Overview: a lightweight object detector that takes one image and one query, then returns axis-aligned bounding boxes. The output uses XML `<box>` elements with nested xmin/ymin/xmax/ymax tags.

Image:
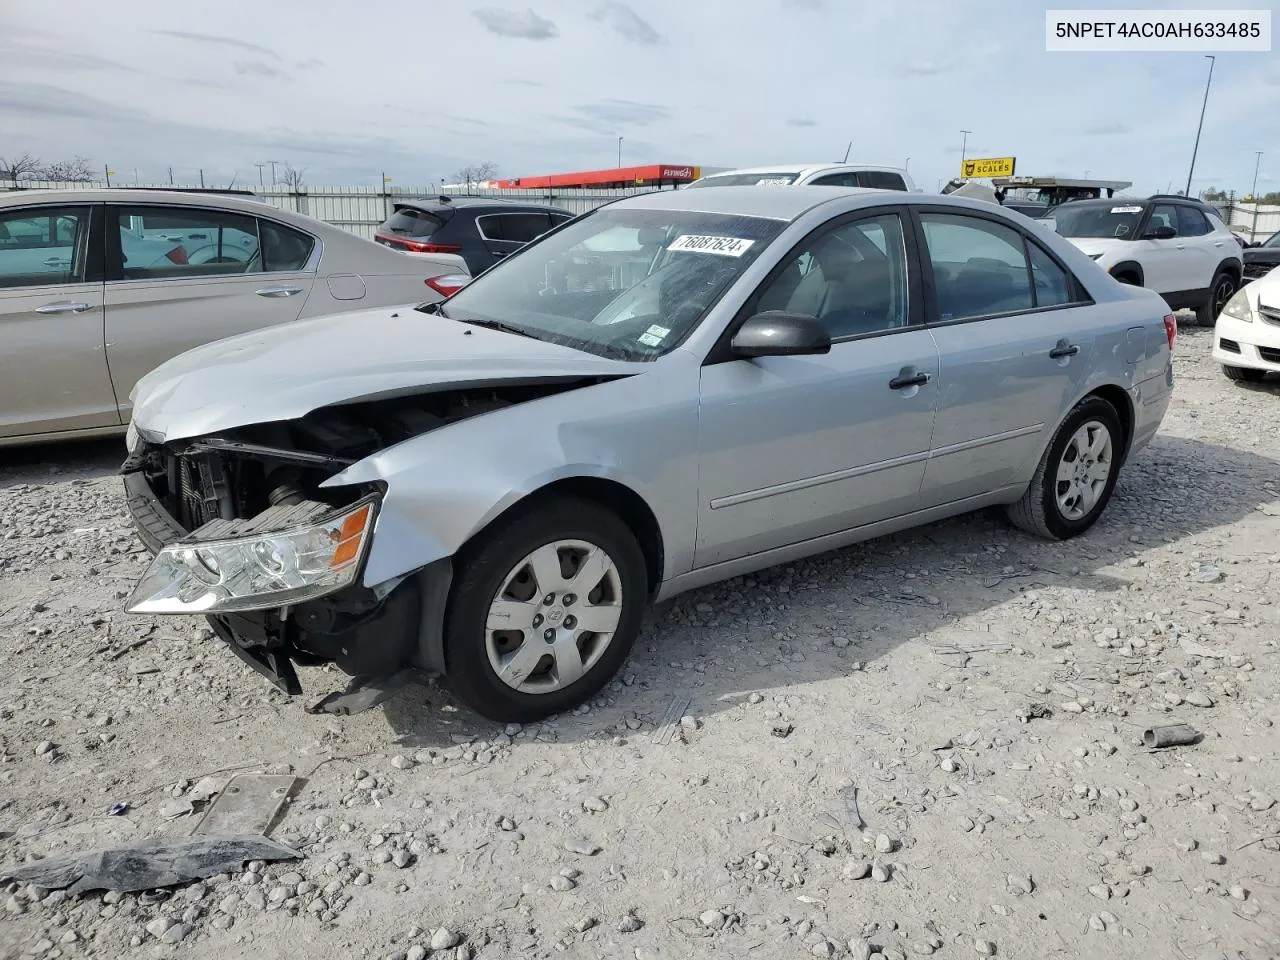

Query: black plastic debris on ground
<box><xmin>0</xmin><ymin>835</ymin><xmax>301</xmax><ymax>895</ymax></box>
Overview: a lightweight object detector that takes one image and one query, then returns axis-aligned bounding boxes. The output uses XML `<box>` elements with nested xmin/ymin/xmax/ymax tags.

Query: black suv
<box><xmin>375</xmin><ymin>196</ymin><xmax>574</xmax><ymax>275</ymax></box>
<box><xmin>1244</xmin><ymin>230</ymin><xmax>1280</xmax><ymax>282</ymax></box>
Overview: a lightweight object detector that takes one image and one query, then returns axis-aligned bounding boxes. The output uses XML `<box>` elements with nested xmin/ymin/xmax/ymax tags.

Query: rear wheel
<box><xmin>1197</xmin><ymin>271</ymin><xmax>1236</xmax><ymax>326</ymax></box>
<box><xmin>443</xmin><ymin>497</ymin><xmax>647</xmax><ymax>723</ymax></box>
<box><xmin>1007</xmin><ymin>397</ymin><xmax>1123</xmax><ymax>541</ymax></box>
<box><xmin>1222</xmin><ymin>364</ymin><xmax>1266</xmax><ymax>383</ymax></box>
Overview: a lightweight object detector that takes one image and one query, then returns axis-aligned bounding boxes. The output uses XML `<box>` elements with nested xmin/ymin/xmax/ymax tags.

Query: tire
<box><xmin>442</xmin><ymin>496</ymin><xmax>648</xmax><ymax>723</ymax></box>
<box><xmin>1113</xmin><ymin>273</ymin><xmax>1139</xmax><ymax>286</ymax></box>
<box><xmin>1222</xmin><ymin>364</ymin><xmax>1266</xmax><ymax>383</ymax></box>
<box><xmin>1006</xmin><ymin>397</ymin><xmax>1124</xmax><ymax>541</ymax></box>
<box><xmin>1196</xmin><ymin>270</ymin><xmax>1236</xmax><ymax>327</ymax></box>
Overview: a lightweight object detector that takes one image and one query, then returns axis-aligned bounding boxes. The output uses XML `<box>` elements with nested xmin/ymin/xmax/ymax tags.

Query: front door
<box><xmin>695</xmin><ymin>211</ymin><xmax>940</xmax><ymax>567</ymax></box>
<box><xmin>103</xmin><ymin>204</ymin><xmax>316</xmax><ymax>418</ymax></box>
<box><xmin>914</xmin><ymin>209</ymin><xmax>1098</xmax><ymax>504</ymax></box>
<box><xmin>0</xmin><ymin>203</ymin><xmax>117</xmax><ymax>438</ymax></box>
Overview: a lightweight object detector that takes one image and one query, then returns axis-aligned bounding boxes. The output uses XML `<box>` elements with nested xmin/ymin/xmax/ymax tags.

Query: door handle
<box><xmin>1049</xmin><ymin>339</ymin><xmax>1080</xmax><ymax>359</ymax></box>
<box><xmin>888</xmin><ymin>368</ymin><xmax>932</xmax><ymax>390</ymax></box>
<box><xmin>1213</xmin><ymin>241</ymin><xmax>1224</xmax><ymax>247</ymax></box>
<box><xmin>1175</xmin><ymin>244</ymin><xmax>1185</xmax><ymax>250</ymax></box>
<box><xmin>35</xmin><ymin>301</ymin><xmax>93</xmax><ymax>315</ymax></box>
<box><xmin>42</xmin><ymin>256</ymin><xmax>68</xmax><ymax>267</ymax></box>
<box><xmin>254</xmin><ymin>285</ymin><xmax>303</xmax><ymax>298</ymax></box>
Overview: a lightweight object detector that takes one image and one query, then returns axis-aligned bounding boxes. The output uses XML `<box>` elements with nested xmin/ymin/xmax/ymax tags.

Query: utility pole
<box><xmin>904</xmin><ymin>157</ymin><xmax>910</xmax><ymax>172</ymax></box>
<box><xmin>616</xmin><ymin>137</ymin><xmax>623</xmax><ymax>169</ymax></box>
<box><xmin>199</xmin><ymin>169</ymin><xmax>205</xmax><ymax>189</ymax></box>
<box><xmin>1250</xmin><ymin>150</ymin><xmax>1264</xmax><ymax>243</ymax></box>
<box><xmin>255</xmin><ymin>162</ymin><xmax>266</xmax><ymax>187</ymax></box>
<box><xmin>168</xmin><ymin>166</ymin><xmax>174</xmax><ymax>186</ymax></box>
<box><xmin>268</xmin><ymin>160</ymin><xmax>280</xmax><ymax>186</ymax></box>
<box><xmin>960</xmin><ymin>130</ymin><xmax>972</xmax><ymax>164</ymax></box>
<box><xmin>1185</xmin><ymin>54</ymin><xmax>1215</xmax><ymax>197</ymax></box>
<box><xmin>104</xmin><ymin>164</ymin><xmax>111</xmax><ymax>187</ymax></box>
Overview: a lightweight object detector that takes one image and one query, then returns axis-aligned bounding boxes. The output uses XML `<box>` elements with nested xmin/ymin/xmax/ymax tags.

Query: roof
<box><xmin>0</xmin><ymin>188</ymin><xmax>278</xmax><ymax>217</ymax></box>
<box><xmin>698</xmin><ymin>163</ymin><xmax>908</xmax><ymax>179</ymax></box>
<box><xmin>605</xmin><ymin>184</ymin><xmax>886</xmax><ymax>220</ymax></box>
<box><xmin>992</xmin><ymin>177</ymin><xmax>1133</xmax><ymax>190</ymax></box>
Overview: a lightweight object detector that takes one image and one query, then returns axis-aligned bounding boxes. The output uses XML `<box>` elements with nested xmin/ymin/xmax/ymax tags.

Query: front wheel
<box><xmin>1007</xmin><ymin>397</ymin><xmax>1123</xmax><ymax>540</ymax></box>
<box><xmin>443</xmin><ymin>497</ymin><xmax>648</xmax><ymax>723</ymax></box>
<box><xmin>1197</xmin><ymin>271</ymin><xmax>1236</xmax><ymax>327</ymax></box>
<box><xmin>1223</xmin><ymin>364</ymin><xmax>1266</xmax><ymax>383</ymax></box>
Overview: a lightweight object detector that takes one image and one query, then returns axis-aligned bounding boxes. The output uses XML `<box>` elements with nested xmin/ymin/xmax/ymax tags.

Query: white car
<box><xmin>1212</xmin><ymin>264</ymin><xmax>1280</xmax><ymax>382</ymax></box>
<box><xmin>1053</xmin><ymin>195</ymin><xmax>1243</xmax><ymax>325</ymax></box>
<box><xmin>686</xmin><ymin>163</ymin><xmax>916</xmax><ymax>192</ymax></box>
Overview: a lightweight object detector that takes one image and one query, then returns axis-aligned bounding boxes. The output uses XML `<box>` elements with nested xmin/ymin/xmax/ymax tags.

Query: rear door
<box><xmin>104</xmin><ymin>204</ymin><xmax>317</xmax><ymax>419</ymax></box>
<box><xmin>915</xmin><ymin>209</ymin><xmax>1098</xmax><ymax>504</ymax></box>
<box><xmin>1175</xmin><ymin>203</ymin><xmax>1222</xmax><ymax>290</ymax></box>
<box><xmin>476</xmin><ymin>212</ymin><xmax>555</xmax><ymax>266</ymax></box>
<box><xmin>0</xmin><ymin>203</ymin><xmax>118</xmax><ymax>438</ymax></box>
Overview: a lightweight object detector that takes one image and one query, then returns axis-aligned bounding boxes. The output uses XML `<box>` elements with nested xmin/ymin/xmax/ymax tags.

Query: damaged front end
<box><xmin>120</xmin><ymin>384</ymin><xmax>574</xmax><ymax>713</ymax></box>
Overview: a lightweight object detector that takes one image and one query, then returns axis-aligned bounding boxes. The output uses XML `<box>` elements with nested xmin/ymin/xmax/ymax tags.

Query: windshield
<box><xmin>686</xmin><ymin>172</ymin><xmax>800</xmax><ymax>188</ymax></box>
<box><xmin>1053</xmin><ymin>203</ymin><xmax>1144</xmax><ymax>239</ymax></box>
<box><xmin>1264</xmin><ymin>232</ymin><xmax>1280</xmax><ymax>249</ymax></box>
<box><xmin>433</xmin><ymin>208</ymin><xmax>784</xmax><ymax>360</ymax></box>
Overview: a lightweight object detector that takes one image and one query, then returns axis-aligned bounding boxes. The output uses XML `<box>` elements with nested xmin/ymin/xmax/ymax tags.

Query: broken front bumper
<box><xmin>122</xmin><ymin>469</ymin><xmax>429</xmax><ymax>712</ymax></box>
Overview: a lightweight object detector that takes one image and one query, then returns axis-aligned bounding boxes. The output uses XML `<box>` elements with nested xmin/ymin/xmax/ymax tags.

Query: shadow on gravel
<box><xmin>0</xmin><ymin>438</ymin><xmax>123</xmax><ymax>490</ymax></box>
<box><xmin>381</xmin><ymin>432</ymin><xmax>1279</xmax><ymax>747</ymax></box>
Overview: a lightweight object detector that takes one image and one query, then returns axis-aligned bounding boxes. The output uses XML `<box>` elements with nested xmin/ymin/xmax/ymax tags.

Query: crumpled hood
<box><xmin>130</xmin><ymin>306</ymin><xmax>644</xmax><ymax>441</ymax></box>
<box><xmin>1063</xmin><ymin>237</ymin><xmax>1131</xmax><ymax>261</ymax></box>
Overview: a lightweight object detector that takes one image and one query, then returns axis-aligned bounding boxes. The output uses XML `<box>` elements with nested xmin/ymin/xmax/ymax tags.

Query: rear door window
<box><xmin>115</xmin><ymin>206</ymin><xmax>262</xmax><ymax>279</ymax></box>
<box><xmin>477</xmin><ymin>213</ymin><xmax>553</xmax><ymax>243</ymax></box>
<box><xmin>919</xmin><ymin>213</ymin><xmax>1035</xmax><ymax>321</ymax></box>
<box><xmin>809</xmin><ymin>173</ymin><xmax>862</xmax><ymax>187</ymax></box>
<box><xmin>1176</xmin><ymin>205</ymin><xmax>1210</xmax><ymax>237</ymax></box>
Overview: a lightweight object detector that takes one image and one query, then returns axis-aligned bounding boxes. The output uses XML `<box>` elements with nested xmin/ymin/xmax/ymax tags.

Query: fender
<box><xmin>1215</xmin><ymin>256</ymin><xmax>1242</xmax><ymax>279</ymax></box>
<box><xmin>322</xmin><ymin>352</ymin><xmax>704</xmax><ymax>590</ymax></box>
<box><xmin>1108</xmin><ymin>260</ymin><xmax>1145</xmax><ymax>285</ymax></box>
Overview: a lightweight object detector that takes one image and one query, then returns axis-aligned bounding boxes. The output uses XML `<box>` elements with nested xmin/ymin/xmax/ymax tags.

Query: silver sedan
<box><xmin>121</xmin><ymin>186</ymin><xmax>1175</xmax><ymax>723</ymax></box>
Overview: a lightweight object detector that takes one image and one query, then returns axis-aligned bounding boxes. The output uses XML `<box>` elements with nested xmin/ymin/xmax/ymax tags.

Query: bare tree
<box><xmin>37</xmin><ymin>156</ymin><xmax>94</xmax><ymax>182</ymax></box>
<box><xmin>280</xmin><ymin>164</ymin><xmax>306</xmax><ymax>190</ymax></box>
<box><xmin>0</xmin><ymin>152</ymin><xmax>42</xmax><ymax>180</ymax></box>
<box><xmin>453</xmin><ymin>161</ymin><xmax>499</xmax><ymax>187</ymax></box>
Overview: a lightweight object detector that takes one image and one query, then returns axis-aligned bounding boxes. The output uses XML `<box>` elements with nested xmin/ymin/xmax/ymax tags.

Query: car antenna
<box><xmin>842</xmin><ymin>141</ymin><xmax>852</xmax><ymax>163</ymax></box>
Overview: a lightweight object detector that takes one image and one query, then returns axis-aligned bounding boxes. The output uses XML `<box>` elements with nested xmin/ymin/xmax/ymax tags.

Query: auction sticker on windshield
<box><xmin>638</xmin><ymin>323</ymin><xmax>671</xmax><ymax>348</ymax></box>
<box><xmin>1112</xmin><ymin>206</ymin><xmax>1144</xmax><ymax>213</ymax></box>
<box><xmin>667</xmin><ymin>235</ymin><xmax>756</xmax><ymax>257</ymax></box>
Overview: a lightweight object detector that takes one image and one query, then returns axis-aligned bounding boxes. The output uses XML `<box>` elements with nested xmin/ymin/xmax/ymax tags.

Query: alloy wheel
<box><xmin>1054</xmin><ymin>420</ymin><xmax>1114</xmax><ymax>521</ymax></box>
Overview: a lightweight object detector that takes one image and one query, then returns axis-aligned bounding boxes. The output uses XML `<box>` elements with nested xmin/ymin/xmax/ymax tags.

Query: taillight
<box><xmin>165</xmin><ymin>245</ymin><xmax>189</xmax><ymax>265</ymax></box>
<box><xmin>426</xmin><ymin>274</ymin><xmax>470</xmax><ymax>297</ymax></box>
<box><xmin>376</xmin><ymin>233</ymin><xmax>462</xmax><ymax>255</ymax></box>
<box><xmin>1163</xmin><ymin>313</ymin><xmax>1177</xmax><ymax>350</ymax></box>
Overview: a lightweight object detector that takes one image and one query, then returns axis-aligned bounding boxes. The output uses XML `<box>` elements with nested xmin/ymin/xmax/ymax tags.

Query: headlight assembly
<box><xmin>126</xmin><ymin>496</ymin><xmax>378</xmax><ymax>614</ymax></box>
<box><xmin>1221</xmin><ymin>288</ymin><xmax>1254</xmax><ymax>323</ymax></box>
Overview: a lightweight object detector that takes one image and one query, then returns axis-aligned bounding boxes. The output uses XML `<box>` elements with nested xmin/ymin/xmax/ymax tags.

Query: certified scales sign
<box><xmin>961</xmin><ymin>156</ymin><xmax>1017</xmax><ymax>178</ymax></box>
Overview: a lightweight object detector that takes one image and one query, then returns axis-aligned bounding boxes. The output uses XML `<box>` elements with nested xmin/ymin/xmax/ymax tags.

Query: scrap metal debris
<box><xmin>0</xmin><ymin>835</ymin><xmax>301</xmax><ymax>895</ymax></box>
<box><xmin>1143</xmin><ymin>723</ymin><xmax>1201</xmax><ymax>749</ymax></box>
<box><xmin>192</xmin><ymin>774</ymin><xmax>300</xmax><ymax>836</ymax></box>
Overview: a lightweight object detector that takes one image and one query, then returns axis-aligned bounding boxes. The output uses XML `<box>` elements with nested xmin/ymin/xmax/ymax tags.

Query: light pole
<box><xmin>1250</xmin><ymin>150</ymin><xmax>1264</xmax><ymax>242</ymax></box>
<box><xmin>254</xmin><ymin>162</ymin><xmax>266</xmax><ymax>187</ymax></box>
<box><xmin>267</xmin><ymin>160</ymin><xmax>280</xmax><ymax>186</ymax></box>
<box><xmin>1185</xmin><ymin>54</ymin><xmax>1215</xmax><ymax>197</ymax></box>
<box><xmin>960</xmin><ymin>130</ymin><xmax>972</xmax><ymax>165</ymax></box>
<box><xmin>617</xmin><ymin>136</ymin><xmax>623</xmax><ymax>169</ymax></box>
<box><xmin>904</xmin><ymin>156</ymin><xmax>910</xmax><ymax>172</ymax></box>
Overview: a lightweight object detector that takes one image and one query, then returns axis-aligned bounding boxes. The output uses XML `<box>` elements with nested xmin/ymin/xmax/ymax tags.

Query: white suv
<box><xmin>1054</xmin><ymin>195</ymin><xmax>1244</xmax><ymax>325</ymax></box>
<box><xmin>685</xmin><ymin>163</ymin><xmax>916</xmax><ymax>192</ymax></box>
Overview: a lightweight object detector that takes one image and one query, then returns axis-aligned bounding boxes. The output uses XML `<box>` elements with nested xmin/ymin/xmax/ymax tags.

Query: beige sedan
<box><xmin>0</xmin><ymin>189</ymin><xmax>468</xmax><ymax>446</ymax></box>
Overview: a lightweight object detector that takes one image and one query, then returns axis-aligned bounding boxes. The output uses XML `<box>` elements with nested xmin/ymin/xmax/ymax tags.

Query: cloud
<box><xmin>589</xmin><ymin>2</ymin><xmax>663</xmax><ymax>45</ymax></box>
<box><xmin>296</xmin><ymin>58</ymin><xmax>324</xmax><ymax>70</ymax></box>
<box><xmin>152</xmin><ymin>30</ymin><xmax>280</xmax><ymax>60</ymax></box>
<box><xmin>234</xmin><ymin>61</ymin><xmax>289</xmax><ymax>80</ymax></box>
<box><xmin>0</xmin><ymin>40</ymin><xmax>141</xmax><ymax>74</ymax></box>
<box><xmin>0</xmin><ymin>82</ymin><xmax>150</xmax><ymax>123</ymax></box>
<box><xmin>788</xmin><ymin>117</ymin><xmax>817</xmax><ymax>128</ymax></box>
<box><xmin>900</xmin><ymin>60</ymin><xmax>953</xmax><ymax>77</ymax></box>
<box><xmin>1083</xmin><ymin>122</ymin><xmax>1127</xmax><ymax>136</ymax></box>
<box><xmin>576</xmin><ymin>99</ymin><xmax>670</xmax><ymax>125</ymax></box>
<box><xmin>472</xmin><ymin>7</ymin><xmax>559</xmax><ymax>40</ymax></box>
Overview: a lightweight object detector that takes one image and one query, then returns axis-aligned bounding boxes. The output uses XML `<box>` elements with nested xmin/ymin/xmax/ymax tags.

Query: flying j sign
<box><xmin>961</xmin><ymin>156</ymin><xmax>1017</xmax><ymax>178</ymax></box>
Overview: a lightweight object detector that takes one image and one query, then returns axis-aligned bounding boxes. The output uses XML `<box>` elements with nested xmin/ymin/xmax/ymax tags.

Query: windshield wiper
<box><xmin>452</xmin><ymin>317</ymin><xmax>541</xmax><ymax>341</ymax></box>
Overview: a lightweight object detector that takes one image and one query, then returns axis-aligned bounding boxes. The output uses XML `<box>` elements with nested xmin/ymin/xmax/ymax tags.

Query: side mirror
<box><xmin>731</xmin><ymin>311</ymin><xmax>831</xmax><ymax>358</ymax></box>
<box><xmin>1143</xmin><ymin>225</ymin><xmax>1177</xmax><ymax>240</ymax></box>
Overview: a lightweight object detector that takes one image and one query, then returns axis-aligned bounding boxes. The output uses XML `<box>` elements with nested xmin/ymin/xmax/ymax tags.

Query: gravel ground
<box><xmin>1</xmin><ymin>323</ymin><xmax>1278</xmax><ymax>960</ymax></box>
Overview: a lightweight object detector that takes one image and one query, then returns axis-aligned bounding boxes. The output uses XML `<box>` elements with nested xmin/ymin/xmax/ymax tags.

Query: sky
<box><xmin>1</xmin><ymin>0</ymin><xmax>1277</xmax><ymax>196</ymax></box>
